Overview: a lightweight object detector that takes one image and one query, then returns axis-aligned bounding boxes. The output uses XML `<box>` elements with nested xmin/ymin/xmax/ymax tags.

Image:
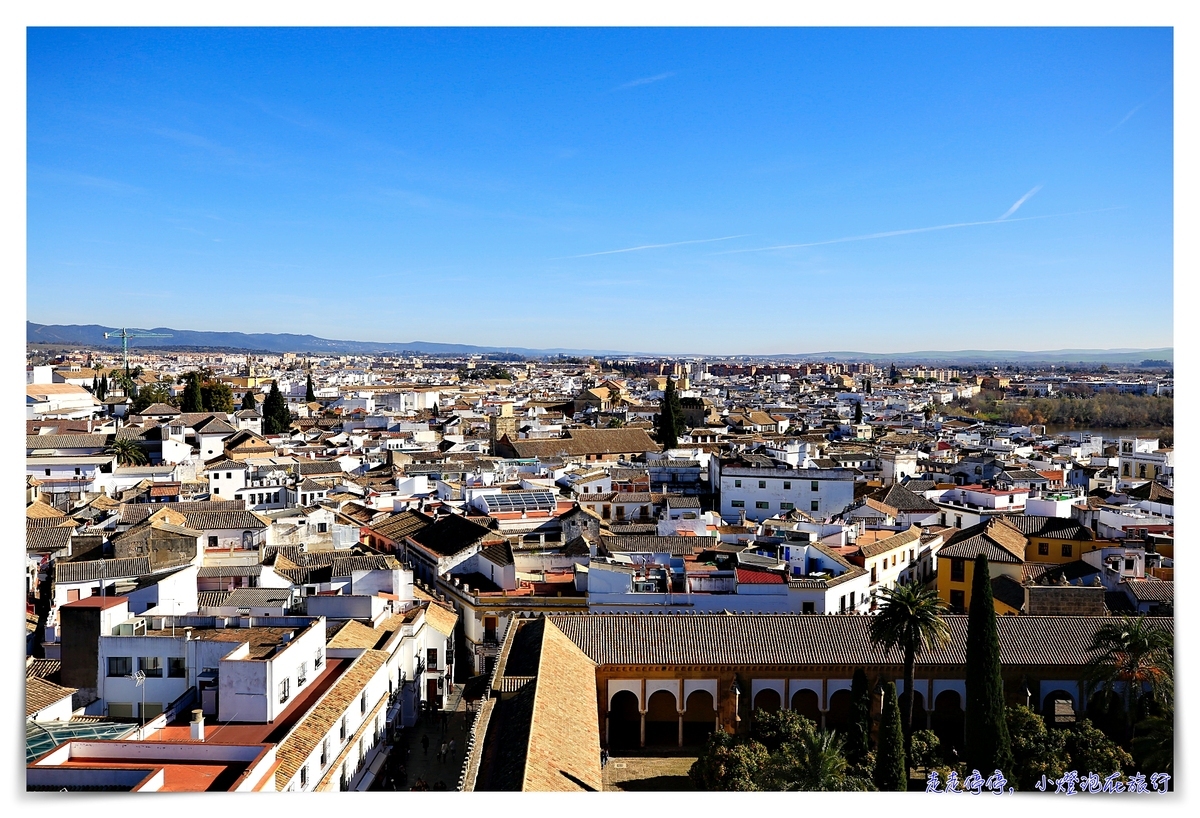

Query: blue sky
<box><xmin>27</xmin><ymin>27</ymin><xmax>1173</xmax><ymax>355</ymax></box>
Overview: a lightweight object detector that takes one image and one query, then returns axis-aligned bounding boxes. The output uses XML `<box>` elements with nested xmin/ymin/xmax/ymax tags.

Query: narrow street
<box><xmin>369</xmin><ymin>684</ymin><xmax>471</xmax><ymax>791</ymax></box>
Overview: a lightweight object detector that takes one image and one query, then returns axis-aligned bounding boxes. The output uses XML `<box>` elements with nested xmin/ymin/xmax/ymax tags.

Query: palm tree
<box><xmin>106</xmin><ymin>436</ymin><xmax>148</xmax><ymax>466</ymax></box>
<box><xmin>795</xmin><ymin>730</ymin><xmax>873</xmax><ymax>791</ymax></box>
<box><xmin>1084</xmin><ymin>616</ymin><xmax>1173</xmax><ymax>730</ymax></box>
<box><xmin>1131</xmin><ymin>710</ymin><xmax>1173</xmax><ymax>777</ymax></box>
<box><xmin>869</xmin><ymin>582</ymin><xmax>951</xmax><ymax>763</ymax></box>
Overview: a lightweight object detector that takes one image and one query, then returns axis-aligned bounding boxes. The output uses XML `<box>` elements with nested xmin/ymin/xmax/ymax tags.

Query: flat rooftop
<box><xmin>146</xmin><ymin>658</ymin><xmax>348</xmax><ymax>746</ymax></box>
<box><xmin>141</xmin><ymin>625</ymin><xmax>308</xmax><ymax>660</ymax></box>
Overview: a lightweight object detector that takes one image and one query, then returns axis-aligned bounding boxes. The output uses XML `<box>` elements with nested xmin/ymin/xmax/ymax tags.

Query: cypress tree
<box><xmin>873</xmin><ymin>681</ymin><xmax>907</xmax><ymax>791</ymax></box>
<box><xmin>657</xmin><ymin>377</ymin><xmax>683</xmax><ymax>450</ymax></box>
<box><xmin>98</xmin><ymin>374</ymin><xmax>108</xmax><ymax>401</ymax></box>
<box><xmin>964</xmin><ymin>554</ymin><xmax>1014</xmax><ymax>777</ymax></box>
<box><xmin>854</xmin><ymin>401</ymin><xmax>863</xmax><ymax>424</ymax></box>
<box><xmin>305</xmin><ymin>373</ymin><xmax>316</xmax><ymax>403</ymax></box>
<box><xmin>845</xmin><ymin>667</ymin><xmax>873</xmax><ymax>768</ymax></box>
<box><xmin>241</xmin><ymin>389</ymin><xmax>257</xmax><ymax>411</ymax></box>
<box><xmin>262</xmin><ymin>381</ymin><xmax>291</xmax><ymax>435</ymax></box>
<box><xmin>180</xmin><ymin>372</ymin><xmax>203</xmax><ymax>413</ymax></box>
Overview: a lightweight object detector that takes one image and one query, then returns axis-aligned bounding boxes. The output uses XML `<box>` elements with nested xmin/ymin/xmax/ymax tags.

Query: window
<box><xmin>226</xmin><ymin>472</ymin><xmax>232</xmax><ymax>480</ymax></box>
<box><xmin>1138</xmin><ymin>464</ymin><xmax>1147</xmax><ymax>479</ymax></box>
<box><xmin>734</xmin><ymin>479</ymin><xmax>742</xmax><ymax>488</ymax></box>
<box><xmin>107</xmin><ymin>656</ymin><xmax>132</xmax><ymax>677</ymax></box>
<box><xmin>108</xmin><ymin>702</ymin><xmax>134</xmax><ymax>718</ymax></box>
<box><xmin>340</xmin><ymin>716</ymin><xmax>348</xmax><ymax>742</ymax></box>
<box><xmin>167</xmin><ymin>657</ymin><xmax>186</xmax><ymax>678</ymax></box>
<box><xmin>783</xmin><ymin>481</ymin><xmax>791</xmax><ymax>490</ymax></box>
<box><xmin>208</xmin><ymin>536</ymin><xmax>218</xmax><ymax>548</ymax></box>
<box><xmin>141</xmin><ymin>702</ymin><xmax>164</xmax><ymax>719</ymax></box>
<box><xmin>1124</xmin><ymin>558</ymin><xmax>1135</xmax><ymax>571</ymax></box>
<box><xmin>802</xmin><ymin>602</ymin><xmax>815</xmax><ymax>614</ymax></box>
<box><xmin>1122</xmin><ymin>464</ymin><xmax>1131</xmax><ymax>477</ymax></box>
<box><xmin>780</xmin><ymin>502</ymin><xmax>794</xmax><ymax>511</ymax></box>
<box><xmin>297</xmin><ymin>661</ymin><xmax>307</xmax><ymax>686</ymax></box>
<box><xmin>360</xmin><ymin>691</ymin><xmax>368</xmax><ymax>715</ymax></box>
<box><xmin>909</xmin><ymin>549</ymin><xmax>915</xmax><ymax>563</ymax></box>
<box><xmin>1008</xmin><ymin>495</ymin><xmax>1014</xmax><ymax>503</ymax></box>
<box><xmin>45</xmin><ymin>469</ymin><xmax>51</xmax><ymax>476</ymax></box>
<box><xmin>320</xmin><ymin>739</ymin><xmax>329</xmax><ymax>768</ymax></box>
<box><xmin>758</xmin><ymin>480</ymin><xmax>767</xmax><ymax>489</ymax></box>
<box><xmin>1037</xmin><ymin>542</ymin><xmax>1049</xmax><ymax>556</ymax></box>
<box><xmin>954</xmin><ymin>515</ymin><xmax>962</xmax><ymax>529</ymax></box>
<box><xmin>871</xmin><ymin>566</ymin><xmax>877</xmax><ymax>584</ymax></box>
<box><xmin>950</xmin><ymin>558</ymin><xmax>965</xmax><ymax>582</ymax></box>
<box><xmin>950</xmin><ymin>590</ymin><xmax>965</xmax><ymax>610</ymax></box>
<box><xmin>279</xmin><ymin>677</ymin><xmax>290</xmax><ymax>704</ymax></box>
<box><xmin>214</xmin><ymin>487</ymin><xmax>220</xmax><ymax>495</ymax></box>
<box><xmin>811</xmin><ymin>481</ymin><xmax>819</xmax><ymax>492</ymax></box>
<box><xmin>427</xmin><ymin>648</ymin><xmax>438</xmax><ymax>670</ymax></box>
<box><xmin>755</xmin><ymin>501</ymin><xmax>769</xmax><ymax>509</ymax></box>
<box><xmin>314</xmin><ymin>649</ymin><xmax>323</xmax><ymax>669</ymax></box>
<box><xmin>892</xmin><ymin>554</ymin><xmax>897</xmax><ymax>567</ymax></box>
<box><xmin>1061</xmin><ymin>544</ymin><xmax>1072</xmax><ymax>557</ymax></box>
<box><xmin>74</xmin><ymin>467</ymin><xmax>81</xmax><ymax>476</ymax></box>
<box><xmin>300</xmin><ymin>765</ymin><xmax>308</xmax><ymax>787</ymax></box>
<box><xmin>137</xmin><ymin>656</ymin><xmax>162</xmax><ymax>678</ymax></box>
<box><xmin>810</xmin><ymin>500</ymin><xmax>819</xmax><ymax>512</ymax></box>
<box><xmin>839</xmin><ymin>595</ymin><xmax>846</xmax><ymax>613</ymax></box>
<box><xmin>318</xmin><ymin>522</ymin><xmax>328</xmax><ymax>534</ymax></box>
<box><xmin>850</xmin><ymin>591</ymin><xmax>856</xmax><ymax>607</ymax></box>
<box><xmin>731</xmin><ymin>500</ymin><xmax>745</xmax><ymax>508</ymax></box>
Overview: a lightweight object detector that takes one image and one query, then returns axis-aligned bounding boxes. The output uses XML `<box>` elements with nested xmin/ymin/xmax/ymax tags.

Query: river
<box><xmin>1041</xmin><ymin>425</ymin><xmax>1172</xmax><ymax>443</ymax></box>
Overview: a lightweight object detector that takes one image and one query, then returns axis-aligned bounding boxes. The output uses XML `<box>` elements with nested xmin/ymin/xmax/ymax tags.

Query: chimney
<box><xmin>190</xmin><ymin>709</ymin><xmax>205</xmax><ymax>741</ymax></box>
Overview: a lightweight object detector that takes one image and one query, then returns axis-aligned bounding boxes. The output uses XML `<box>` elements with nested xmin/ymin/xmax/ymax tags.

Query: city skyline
<box><xmin>28</xmin><ymin>27</ymin><xmax>1173</xmax><ymax>354</ymax></box>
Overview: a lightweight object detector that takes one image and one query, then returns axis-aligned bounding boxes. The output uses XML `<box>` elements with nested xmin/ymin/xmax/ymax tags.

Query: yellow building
<box><xmin>936</xmin><ymin>518</ymin><xmax>1028</xmax><ymax>614</ymax></box>
<box><xmin>1001</xmin><ymin>515</ymin><xmax>1104</xmax><ymax>564</ymax></box>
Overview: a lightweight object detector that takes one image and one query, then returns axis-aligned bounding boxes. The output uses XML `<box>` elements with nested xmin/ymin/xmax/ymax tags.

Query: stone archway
<box><xmin>791</xmin><ymin>689</ymin><xmax>820</xmax><ymax>723</ymax></box>
<box><xmin>683</xmin><ymin>689</ymin><xmax>717</xmax><ymax>746</ymax></box>
<box><xmin>644</xmin><ymin>689</ymin><xmax>679</xmax><ymax>747</ymax></box>
<box><xmin>901</xmin><ymin>689</ymin><xmax>928</xmax><ymax>730</ymax></box>
<box><xmin>826</xmin><ymin>689</ymin><xmax>853</xmax><ymax>732</ymax></box>
<box><xmin>1042</xmin><ymin>689</ymin><xmax>1076</xmax><ymax>728</ymax></box>
<box><xmin>753</xmin><ymin>688</ymin><xmax>781</xmax><ymax>713</ymax></box>
<box><xmin>608</xmin><ymin>690</ymin><xmax>641</xmax><ymax>751</ymax></box>
<box><xmin>932</xmin><ymin>690</ymin><xmax>964</xmax><ymax>756</ymax></box>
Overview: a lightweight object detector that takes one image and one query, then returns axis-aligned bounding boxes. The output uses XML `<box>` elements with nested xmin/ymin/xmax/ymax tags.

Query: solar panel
<box><xmin>480</xmin><ymin>490</ymin><xmax>557</xmax><ymax>514</ymax></box>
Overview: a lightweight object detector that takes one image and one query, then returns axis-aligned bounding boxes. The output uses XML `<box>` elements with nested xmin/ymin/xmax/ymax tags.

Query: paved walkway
<box><xmin>370</xmin><ymin>685</ymin><xmax>471</xmax><ymax>791</ymax></box>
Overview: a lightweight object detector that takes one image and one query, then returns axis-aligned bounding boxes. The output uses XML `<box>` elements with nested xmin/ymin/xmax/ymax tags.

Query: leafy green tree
<box><xmin>690</xmin><ymin>709</ymin><xmax>871</xmax><ymax>792</ymax></box>
<box><xmin>1132</xmin><ymin>710</ymin><xmax>1173</xmax><ymax>777</ymax></box>
<box><xmin>106</xmin><ymin>436</ymin><xmax>148</xmax><ymax>466</ymax></box>
<box><xmin>1063</xmin><ymin>719</ymin><xmax>1133</xmax><ymax>778</ymax></box>
<box><xmin>305</xmin><ymin>373</ymin><xmax>316</xmax><ymax>403</ymax></box>
<box><xmin>844</xmin><ymin>667</ymin><xmax>873</xmax><ymax>769</ymax></box>
<box><xmin>869</xmin><ymin>582</ymin><xmax>950</xmax><ymax>761</ymax></box>
<box><xmin>689</xmin><ymin>730</ymin><xmax>770</xmax><ymax>791</ymax></box>
<box><xmin>201</xmin><ymin>380</ymin><xmax>234</xmax><ymax>413</ymax></box>
<box><xmin>964</xmin><ymin>554</ymin><xmax>1014</xmax><ymax>778</ymax></box>
<box><xmin>130</xmin><ymin>382</ymin><xmax>174</xmax><ymax>414</ymax></box>
<box><xmin>261</xmin><ymin>381</ymin><xmax>292</xmax><ymax>435</ymax></box>
<box><xmin>240</xmin><ymin>389</ymin><xmax>257</xmax><ymax>411</ymax></box>
<box><xmin>656</xmin><ymin>377</ymin><xmax>684</xmax><ymax>450</ymax></box>
<box><xmin>1005</xmin><ymin>705</ymin><xmax>1069</xmax><ymax>791</ymax></box>
<box><xmin>908</xmin><ymin>729</ymin><xmax>942</xmax><ymax>770</ymax></box>
<box><xmin>873</xmin><ymin>682</ymin><xmax>907</xmax><ymax>791</ymax></box>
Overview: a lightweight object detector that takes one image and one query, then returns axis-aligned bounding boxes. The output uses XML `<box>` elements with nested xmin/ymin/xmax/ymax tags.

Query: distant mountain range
<box><xmin>27</xmin><ymin>322</ymin><xmax>1172</xmax><ymax>365</ymax></box>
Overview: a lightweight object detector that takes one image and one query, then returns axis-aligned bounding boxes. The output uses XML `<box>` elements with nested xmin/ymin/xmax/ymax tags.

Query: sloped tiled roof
<box><xmin>26</xmin><ymin>676</ymin><xmax>77</xmax><ymax>717</ymax></box>
<box><xmin>600</xmin><ymin>535</ymin><xmax>704</xmax><ymax>556</ymax></box>
<box><xmin>409</xmin><ymin>513</ymin><xmax>494</xmax><ymax>557</ymax></box>
<box><xmin>423</xmin><ymin>602</ymin><xmax>458</xmax><ymax>637</ymax></box>
<box><xmin>1001</xmin><ymin>515</ymin><xmax>1094</xmax><ymax>541</ymax></box>
<box><xmin>274</xmin><ymin>650</ymin><xmax>389</xmax><ymax>789</ymax></box>
<box><xmin>55</xmin><ymin>557</ymin><xmax>151</xmax><ymax>583</ymax></box>
<box><xmin>548</xmin><ymin>614</ymin><xmax>1173</xmax><ymax>668</ymax></box>
<box><xmin>1123</xmin><ymin>578</ymin><xmax>1174</xmax><ymax>603</ymax></box>
<box><xmin>26</xmin><ymin>525</ymin><xmax>73</xmax><ymax>553</ymax></box>
<box><xmin>26</xmin><ymin>500</ymin><xmax>67</xmax><ymax>519</ymax></box>
<box><xmin>937</xmin><ymin>518</ymin><xmax>1027</xmax><ymax>563</ymax></box>
<box><xmin>857</xmin><ymin>525</ymin><xmax>922</xmax><ymax>559</ymax></box>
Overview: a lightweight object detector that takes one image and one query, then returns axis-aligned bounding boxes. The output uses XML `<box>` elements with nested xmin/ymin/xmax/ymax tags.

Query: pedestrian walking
<box><xmin>440</xmin><ymin>742</ymin><xmax>448</xmax><ymax>763</ymax></box>
<box><xmin>421</xmin><ymin>734</ymin><xmax>429</xmax><ymax>756</ymax></box>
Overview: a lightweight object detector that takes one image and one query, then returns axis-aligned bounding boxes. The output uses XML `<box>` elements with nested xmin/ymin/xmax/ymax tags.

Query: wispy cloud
<box><xmin>617</xmin><ymin>71</ymin><xmax>675</xmax><ymax>90</ymax></box>
<box><xmin>717</xmin><ymin>209</ymin><xmax>1119</xmax><ymax>255</ymax></box>
<box><xmin>555</xmin><ymin>234</ymin><xmax>748</xmax><ymax>260</ymax></box>
<box><xmin>998</xmin><ymin>184</ymin><xmax>1043</xmax><ymax>220</ymax></box>
<box><xmin>1107</xmin><ymin>87</ymin><xmax>1166</xmax><ymax>134</ymax></box>
<box><xmin>31</xmin><ymin>166</ymin><xmax>146</xmax><ymax>195</ymax></box>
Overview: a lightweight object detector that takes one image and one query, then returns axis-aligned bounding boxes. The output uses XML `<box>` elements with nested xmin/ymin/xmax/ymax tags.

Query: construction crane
<box><xmin>103</xmin><ymin>327</ymin><xmax>172</xmax><ymax>373</ymax></box>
